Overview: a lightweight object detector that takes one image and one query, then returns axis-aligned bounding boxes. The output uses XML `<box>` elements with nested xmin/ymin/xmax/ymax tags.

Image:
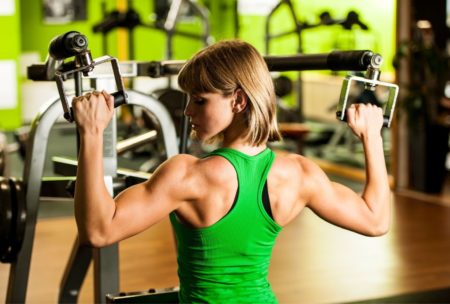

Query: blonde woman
<box><xmin>72</xmin><ymin>40</ymin><xmax>390</xmax><ymax>303</ymax></box>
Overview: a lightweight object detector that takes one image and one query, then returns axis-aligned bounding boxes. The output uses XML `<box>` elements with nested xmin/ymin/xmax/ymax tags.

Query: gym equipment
<box><xmin>0</xmin><ymin>177</ymin><xmax>13</xmax><ymax>261</ymax></box>
<box><xmin>0</xmin><ymin>133</ymin><xmax>6</xmax><ymax>176</ymax></box>
<box><xmin>106</xmin><ymin>287</ymin><xmax>179</xmax><ymax>303</ymax></box>
<box><xmin>29</xmin><ymin>31</ymin><xmax>128</xmax><ymax>122</ymax></box>
<box><xmin>121</xmin><ymin>49</ymin><xmax>398</xmax><ymax>155</ymax></box>
<box><xmin>337</xmin><ymin>74</ymin><xmax>398</xmax><ymax>127</ymax></box>
<box><xmin>265</xmin><ymin>0</ymin><xmax>370</xmax><ymax>122</ymax></box>
<box><xmin>319</xmin><ymin>71</ymin><xmax>390</xmax><ymax>166</ymax></box>
<box><xmin>0</xmin><ymin>127</ymin><xmax>30</xmax><ymax>172</ymax></box>
<box><xmin>261</xmin><ymin>50</ymin><xmax>398</xmax><ymax>127</ymax></box>
<box><xmin>5</xmin><ymin>32</ymin><xmax>178</xmax><ymax>304</ymax></box>
<box><xmin>0</xmin><ymin>177</ymin><xmax>26</xmax><ymax>263</ymax></box>
<box><xmin>93</xmin><ymin>0</ymin><xmax>211</xmax><ymax>60</ymax></box>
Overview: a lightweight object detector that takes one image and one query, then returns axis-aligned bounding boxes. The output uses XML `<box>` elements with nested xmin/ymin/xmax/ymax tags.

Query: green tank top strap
<box><xmin>205</xmin><ymin>147</ymin><xmax>277</xmax><ymax>225</ymax></box>
<box><xmin>206</xmin><ymin>147</ymin><xmax>275</xmax><ymax>188</ymax></box>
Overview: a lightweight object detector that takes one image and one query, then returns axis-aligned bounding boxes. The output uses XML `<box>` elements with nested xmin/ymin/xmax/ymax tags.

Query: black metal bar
<box><xmin>29</xmin><ymin>50</ymin><xmax>378</xmax><ymax>81</ymax></box>
<box><xmin>142</xmin><ymin>50</ymin><xmax>376</xmax><ymax>78</ymax></box>
<box><xmin>58</xmin><ymin>239</ymin><xmax>92</xmax><ymax>303</ymax></box>
<box><xmin>265</xmin><ymin>51</ymin><xmax>374</xmax><ymax>72</ymax></box>
<box><xmin>40</xmin><ymin>177</ymin><xmax>75</xmax><ymax>198</ymax></box>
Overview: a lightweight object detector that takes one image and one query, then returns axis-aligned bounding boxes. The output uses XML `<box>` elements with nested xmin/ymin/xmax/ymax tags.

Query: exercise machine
<box><xmin>0</xmin><ymin>133</ymin><xmax>7</xmax><ymax>176</ymax></box>
<box><xmin>2</xmin><ymin>31</ymin><xmax>178</xmax><ymax>304</ymax></box>
<box><xmin>265</xmin><ymin>0</ymin><xmax>370</xmax><ymax>123</ymax></box>
<box><xmin>93</xmin><ymin>0</ymin><xmax>212</xmax><ymax>61</ymax></box>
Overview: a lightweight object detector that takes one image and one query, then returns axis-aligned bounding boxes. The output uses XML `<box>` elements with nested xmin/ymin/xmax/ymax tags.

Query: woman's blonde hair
<box><xmin>178</xmin><ymin>39</ymin><xmax>282</xmax><ymax>146</ymax></box>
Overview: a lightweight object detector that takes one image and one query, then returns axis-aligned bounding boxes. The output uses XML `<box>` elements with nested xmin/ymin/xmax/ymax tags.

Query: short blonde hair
<box><xmin>178</xmin><ymin>39</ymin><xmax>281</xmax><ymax>146</ymax></box>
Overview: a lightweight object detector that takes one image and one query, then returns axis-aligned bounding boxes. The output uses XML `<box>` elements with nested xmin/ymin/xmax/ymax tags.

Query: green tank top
<box><xmin>170</xmin><ymin>147</ymin><xmax>282</xmax><ymax>303</ymax></box>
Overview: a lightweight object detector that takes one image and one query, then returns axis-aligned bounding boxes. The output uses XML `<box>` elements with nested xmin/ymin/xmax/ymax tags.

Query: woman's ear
<box><xmin>232</xmin><ymin>89</ymin><xmax>248</xmax><ymax>113</ymax></box>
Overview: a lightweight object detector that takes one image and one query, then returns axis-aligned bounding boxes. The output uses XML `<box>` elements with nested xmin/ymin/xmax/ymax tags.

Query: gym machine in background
<box><xmin>266</xmin><ymin>0</ymin><xmax>370</xmax><ymax>123</ymax></box>
<box><xmin>93</xmin><ymin>0</ymin><xmax>212</xmax><ymax>82</ymax></box>
<box><xmin>0</xmin><ymin>30</ymin><xmax>398</xmax><ymax>303</ymax></box>
<box><xmin>92</xmin><ymin>0</ymin><xmax>212</xmax><ymax>151</ymax></box>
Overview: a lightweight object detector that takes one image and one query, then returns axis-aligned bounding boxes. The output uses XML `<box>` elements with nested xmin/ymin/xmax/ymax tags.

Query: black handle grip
<box><xmin>327</xmin><ymin>50</ymin><xmax>374</xmax><ymax>71</ymax></box>
<box><xmin>67</xmin><ymin>90</ymin><xmax>127</xmax><ymax>123</ymax></box>
<box><xmin>49</xmin><ymin>31</ymin><xmax>88</xmax><ymax>60</ymax></box>
<box><xmin>27</xmin><ymin>64</ymin><xmax>49</xmax><ymax>81</ymax></box>
<box><xmin>112</xmin><ymin>90</ymin><xmax>127</xmax><ymax>107</ymax></box>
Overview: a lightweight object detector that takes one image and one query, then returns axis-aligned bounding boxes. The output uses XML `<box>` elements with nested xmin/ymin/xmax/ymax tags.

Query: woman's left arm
<box><xmin>305</xmin><ymin>104</ymin><xmax>391</xmax><ymax>236</ymax></box>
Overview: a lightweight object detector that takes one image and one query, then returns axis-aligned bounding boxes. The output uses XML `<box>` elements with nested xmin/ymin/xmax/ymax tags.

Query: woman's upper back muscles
<box><xmin>170</xmin><ymin>152</ymin><xmax>314</xmax><ymax>229</ymax></box>
<box><xmin>111</xmin><ymin>148</ymin><xmax>384</xmax><ymax>245</ymax></box>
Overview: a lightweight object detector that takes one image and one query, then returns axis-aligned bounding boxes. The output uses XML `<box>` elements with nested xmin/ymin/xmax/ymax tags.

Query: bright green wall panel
<box><xmin>20</xmin><ymin>1</ymin><xmax>212</xmax><ymax>63</ymax></box>
<box><xmin>20</xmin><ymin>0</ymin><xmax>118</xmax><ymax>60</ymax></box>
<box><xmin>0</xmin><ymin>0</ymin><xmax>22</xmax><ymax>130</ymax></box>
<box><xmin>205</xmin><ymin>0</ymin><xmax>236</xmax><ymax>40</ymax></box>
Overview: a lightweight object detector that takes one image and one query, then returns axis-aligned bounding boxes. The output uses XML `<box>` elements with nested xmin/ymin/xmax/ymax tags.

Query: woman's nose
<box><xmin>184</xmin><ymin>101</ymin><xmax>193</xmax><ymax>117</ymax></box>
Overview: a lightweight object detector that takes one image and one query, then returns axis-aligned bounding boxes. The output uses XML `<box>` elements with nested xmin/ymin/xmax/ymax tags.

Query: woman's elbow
<box><xmin>367</xmin><ymin>219</ymin><xmax>391</xmax><ymax>237</ymax></box>
<box><xmin>78</xmin><ymin>229</ymin><xmax>112</xmax><ymax>248</ymax></box>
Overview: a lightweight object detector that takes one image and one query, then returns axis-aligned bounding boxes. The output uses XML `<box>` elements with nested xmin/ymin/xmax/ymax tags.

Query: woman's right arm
<box><xmin>73</xmin><ymin>91</ymin><xmax>195</xmax><ymax>247</ymax></box>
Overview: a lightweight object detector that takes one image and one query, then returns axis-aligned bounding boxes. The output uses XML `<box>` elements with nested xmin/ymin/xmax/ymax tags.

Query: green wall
<box><xmin>3</xmin><ymin>0</ymin><xmax>396</xmax><ymax>130</ymax></box>
<box><xmin>20</xmin><ymin>1</ymin><xmax>209</xmax><ymax>62</ymax></box>
<box><xmin>20</xmin><ymin>0</ymin><xmax>118</xmax><ymax>61</ymax></box>
<box><xmin>18</xmin><ymin>0</ymin><xmax>397</xmax><ymax>74</ymax></box>
<box><xmin>0</xmin><ymin>0</ymin><xmax>21</xmax><ymax>130</ymax></box>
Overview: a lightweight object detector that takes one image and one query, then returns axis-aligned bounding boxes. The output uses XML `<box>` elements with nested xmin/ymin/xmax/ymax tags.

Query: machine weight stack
<box><xmin>0</xmin><ymin>177</ymin><xmax>26</xmax><ymax>263</ymax></box>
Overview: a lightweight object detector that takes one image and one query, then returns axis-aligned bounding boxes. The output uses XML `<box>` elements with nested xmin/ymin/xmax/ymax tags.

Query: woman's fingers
<box><xmin>71</xmin><ymin>90</ymin><xmax>115</xmax><ymax>131</ymax></box>
<box><xmin>346</xmin><ymin>103</ymin><xmax>384</xmax><ymax>138</ymax></box>
<box><xmin>101</xmin><ymin>90</ymin><xmax>115</xmax><ymax>110</ymax></box>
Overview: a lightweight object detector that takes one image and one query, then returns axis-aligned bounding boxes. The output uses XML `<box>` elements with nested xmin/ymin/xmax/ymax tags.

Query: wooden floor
<box><xmin>2</xmin><ymin>183</ymin><xmax>450</xmax><ymax>304</ymax></box>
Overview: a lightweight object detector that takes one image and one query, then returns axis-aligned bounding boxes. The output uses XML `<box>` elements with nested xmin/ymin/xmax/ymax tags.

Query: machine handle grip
<box><xmin>49</xmin><ymin>31</ymin><xmax>88</xmax><ymax>60</ymax></box>
<box><xmin>112</xmin><ymin>90</ymin><xmax>128</xmax><ymax>107</ymax></box>
<box><xmin>336</xmin><ymin>110</ymin><xmax>391</xmax><ymax>128</ymax></box>
<box><xmin>66</xmin><ymin>90</ymin><xmax>127</xmax><ymax>123</ymax></box>
<box><xmin>327</xmin><ymin>50</ymin><xmax>381</xmax><ymax>71</ymax></box>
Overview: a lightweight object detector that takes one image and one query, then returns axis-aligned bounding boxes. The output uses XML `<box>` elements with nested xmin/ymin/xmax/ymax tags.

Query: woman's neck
<box><xmin>220</xmin><ymin>113</ymin><xmax>267</xmax><ymax>155</ymax></box>
<box><xmin>221</xmin><ymin>138</ymin><xmax>267</xmax><ymax>156</ymax></box>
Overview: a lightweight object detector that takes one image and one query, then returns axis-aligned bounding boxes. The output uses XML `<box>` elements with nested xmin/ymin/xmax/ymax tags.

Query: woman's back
<box><xmin>171</xmin><ymin>147</ymin><xmax>290</xmax><ymax>303</ymax></box>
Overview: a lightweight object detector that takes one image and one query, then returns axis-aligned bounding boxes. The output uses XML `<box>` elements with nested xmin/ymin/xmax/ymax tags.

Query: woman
<box><xmin>72</xmin><ymin>40</ymin><xmax>390</xmax><ymax>303</ymax></box>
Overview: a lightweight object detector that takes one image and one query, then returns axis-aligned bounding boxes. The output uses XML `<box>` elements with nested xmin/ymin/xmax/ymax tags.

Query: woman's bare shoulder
<box><xmin>271</xmin><ymin>151</ymin><xmax>327</xmax><ymax>189</ymax></box>
<box><xmin>273</xmin><ymin>151</ymin><xmax>318</xmax><ymax>173</ymax></box>
<box><xmin>156</xmin><ymin>153</ymin><xmax>235</xmax><ymax>185</ymax></box>
<box><xmin>146</xmin><ymin>154</ymin><xmax>201</xmax><ymax>187</ymax></box>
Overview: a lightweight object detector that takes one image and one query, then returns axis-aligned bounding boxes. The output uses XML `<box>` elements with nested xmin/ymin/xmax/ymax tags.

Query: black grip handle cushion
<box><xmin>327</xmin><ymin>50</ymin><xmax>372</xmax><ymax>71</ymax></box>
<box><xmin>112</xmin><ymin>90</ymin><xmax>127</xmax><ymax>108</ymax></box>
<box><xmin>49</xmin><ymin>31</ymin><xmax>88</xmax><ymax>60</ymax></box>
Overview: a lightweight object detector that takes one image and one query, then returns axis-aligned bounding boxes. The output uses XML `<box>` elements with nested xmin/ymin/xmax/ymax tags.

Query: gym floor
<box><xmin>1</xmin><ymin>124</ymin><xmax>450</xmax><ymax>303</ymax></box>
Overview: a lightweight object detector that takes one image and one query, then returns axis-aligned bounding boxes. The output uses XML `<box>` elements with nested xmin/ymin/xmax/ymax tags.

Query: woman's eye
<box><xmin>193</xmin><ymin>98</ymin><xmax>205</xmax><ymax>105</ymax></box>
